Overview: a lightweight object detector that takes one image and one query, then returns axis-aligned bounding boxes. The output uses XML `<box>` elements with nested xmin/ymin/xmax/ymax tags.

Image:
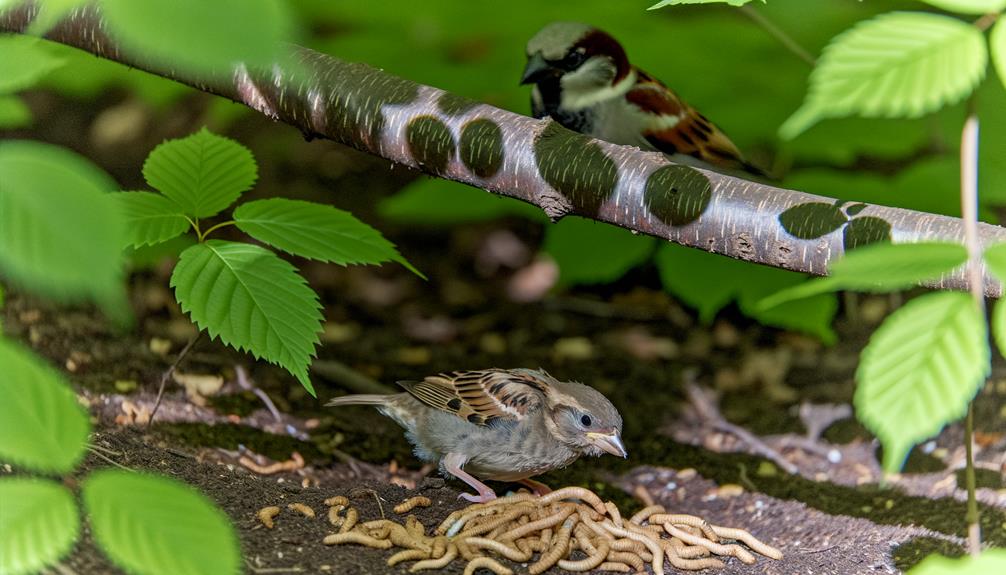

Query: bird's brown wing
<box><xmin>627</xmin><ymin>68</ymin><xmax>764</xmax><ymax>176</ymax></box>
<box><xmin>397</xmin><ymin>369</ymin><xmax>550</xmax><ymax>426</ymax></box>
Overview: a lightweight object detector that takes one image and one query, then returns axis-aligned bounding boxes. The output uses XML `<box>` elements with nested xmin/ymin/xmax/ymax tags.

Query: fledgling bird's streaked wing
<box><xmin>396</xmin><ymin>369</ymin><xmax>551</xmax><ymax>426</ymax></box>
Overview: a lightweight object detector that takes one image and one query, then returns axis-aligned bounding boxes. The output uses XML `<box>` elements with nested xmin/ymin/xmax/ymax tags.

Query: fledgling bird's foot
<box><xmin>444</xmin><ymin>452</ymin><xmax>499</xmax><ymax>503</ymax></box>
<box><xmin>459</xmin><ymin>490</ymin><xmax>498</xmax><ymax>503</ymax></box>
<box><xmin>518</xmin><ymin>478</ymin><xmax>552</xmax><ymax>496</ymax></box>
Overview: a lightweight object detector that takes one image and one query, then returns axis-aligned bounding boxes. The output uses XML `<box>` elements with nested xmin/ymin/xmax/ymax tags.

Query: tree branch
<box><xmin>4</xmin><ymin>3</ymin><xmax>1004</xmax><ymax>297</ymax></box>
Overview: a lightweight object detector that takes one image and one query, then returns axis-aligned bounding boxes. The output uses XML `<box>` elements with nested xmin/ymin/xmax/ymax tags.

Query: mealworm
<box><xmin>287</xmin><ymin>503</ymin><xmax>315</xmax><ymax>518</ymax></box>
<box><xmin>322</xmin><ymin>531</ymin><xmax>393</xmax><ymax>548</ymax></box>
<box><xmin>387</xmin><ymin>548</ymin><xmax>428</xmax><ymax>566</ymax></box>
<box><xmin>463</xmin><ymin>556</ymin><xmax>512</xmax><ymax>575</ymax></box>
<box><xmin>394</xmin><ymin>496</ymin><xmax>432</xmax><ymax>514</ymax></box>
<box><xmin>256</xmin><ymin>506</ymin><xmax>281</xmax><ymax>529</ymax></box>
<box><xmin>410</xmin><ymin>542</ymin><xmax>457</xmax><ymax>571</ymax></box>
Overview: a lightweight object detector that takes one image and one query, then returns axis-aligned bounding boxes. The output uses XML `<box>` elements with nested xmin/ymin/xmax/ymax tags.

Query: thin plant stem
<box><xmin>964</xmin><ymin>404</ymin><xmax>979</xmax><ymax>555</ymax></box>
<box><xmin>86</xmin><ymin>445</ymin><xmax>133</xmax><ymax>472</ymax></box>
<box><xmin>148</xmin><ymin>331</ymin><xmax>203</xmax><ymax>425</ymax></box>
<box><xmin>183</xmin><ymin>215</ymin><xmax>200</xmax><ymax>236</ymax></box>
<box><xmin>740</xmin><ymin>5</ymin><xmax>815</xmax><ymax>66</ymax></box>
<box><xmin>959</xmin><ymin>111</ymin><xmax>982</xmax><ymax>555</ymax></box>
<box><xmin>198</xmin><ymin>220</ymin><xmax>236</xmax><ymax>241</ymax></box>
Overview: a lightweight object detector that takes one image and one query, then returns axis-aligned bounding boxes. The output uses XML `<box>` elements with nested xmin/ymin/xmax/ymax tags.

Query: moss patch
<box><xmin>437</xmin><ymin>92</ymin><xmax>479</xmax><ymax>116</ymax></box>
<box><xmin>955</xmin><ymin>467</ymin><xmax>1005</xmax><ymax>490</ymax></box>
<box><xmin>307</xmin><ymin>56</ymin><xmax>419</xmax><ymax>150</ymax></box>
<box><xmin>892</xmin><ymin>537</ymin><xmax>965</xmax><ymax>572</ymax></box>
<box><xmin>643</xmin><ymin>165</ymin><xmax>712</xmax><ymax>226</ymax></box>
<box><xmin>533</xmin><ymin>121</ymin><xmax>617</xmax><ymax>218</ymax></box>
<box><xmin>406</xmin><ymin>115</ymin><xmax>456</xmax><ymax>175</ymax></box>
<box><xmin>629</xmin><ymin>437</ymin><xmax>1006</xmax><ymax>546</ymax></box>
<box><xmin>459</xmin><ymin>118</ymin><xmax>504</xmax><ymax>178</ymax></box>
<box><xmin>156</xmin><ymin>422</ymin><xmax>324</xmax><ymax>463</ymax></box>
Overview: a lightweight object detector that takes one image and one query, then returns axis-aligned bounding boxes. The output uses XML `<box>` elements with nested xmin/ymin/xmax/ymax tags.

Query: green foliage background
<box><xmin>9</xmin><ymin>0</ymin><xmax>1006</xmax><ymax>337</ymax></box>
<box><xmin>4</xmin><ymin>1</ymin><xmax>1006</xmax><ymax>571</ymax></box>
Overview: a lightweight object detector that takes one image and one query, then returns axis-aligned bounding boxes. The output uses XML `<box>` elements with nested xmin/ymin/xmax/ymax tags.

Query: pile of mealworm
<box><xmin>320</xmin><ymin>487</ymin><xmax>783</xmax><ymax>575</ymax></box>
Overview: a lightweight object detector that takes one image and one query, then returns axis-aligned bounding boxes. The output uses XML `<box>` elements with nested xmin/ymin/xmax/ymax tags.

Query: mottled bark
<box><xmin>4</xmin><ymin>3</ymin><xmax>1005</xmax><ymax>297</ymax></box>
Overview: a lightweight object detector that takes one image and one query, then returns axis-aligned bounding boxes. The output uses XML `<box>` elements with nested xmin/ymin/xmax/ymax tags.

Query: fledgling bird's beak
<box><xmin>586</xmin><ymin>431</ymin><xmax>627</xmax><ymax>458</ymax></box>
<box><xmin>520</xmin><ymin>52</ymin><xmax>555</xmax><ymax>85</ymax></box>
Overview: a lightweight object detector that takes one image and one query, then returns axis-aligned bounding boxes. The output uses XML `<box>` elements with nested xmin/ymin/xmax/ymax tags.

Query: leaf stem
<box><xmin>960</xmin><ymin>107</ymin><xmax>982</xmax><ymax>556</ymax></box>
<box><xmin>974</xmin><ymin>13</ymin><xmax>998</xmax><ymax>32</ymax></box>
<box><xmin>740</xmin><ymin>4</ymin><xmax>815</xmax><ymax>66</ymax></box>
<box><xmin>199</xmin><ymin>220</ymin><xmax>236</xmax><ymax>241</ymax></box>
<box><xmin>183</xmin><ymin>215</ymin><xmax>200</xmax><ymax>237</ymax></box>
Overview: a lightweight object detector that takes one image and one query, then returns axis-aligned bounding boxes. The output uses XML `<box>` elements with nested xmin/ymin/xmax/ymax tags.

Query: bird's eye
<box><xmin>580</xmin><ymin>414</ymin><xmax>592</xmax><ymax>427</ymax></box>
<box><xmin>564</xmin><ymin>50</ymin><xmax>586</xmax><ymax>68</ymax></box>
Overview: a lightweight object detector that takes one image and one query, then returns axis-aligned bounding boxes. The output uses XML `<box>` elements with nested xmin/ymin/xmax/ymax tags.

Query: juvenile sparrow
<box><xmin>522</xmin><ymin>22</ymin><xmax>764</xmax><ymax>177</ymax></box>
<box><xmin>326</xmin><ymin>368</ymin><xmax>626</xmax><ymax>502</ymax></box>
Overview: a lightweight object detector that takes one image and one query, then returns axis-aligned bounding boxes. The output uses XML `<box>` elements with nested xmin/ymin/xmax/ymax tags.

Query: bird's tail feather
<box><xmin>325</xmin><ymin>394</ymin><xmax>391</xmax><ymax>408</ymax></box>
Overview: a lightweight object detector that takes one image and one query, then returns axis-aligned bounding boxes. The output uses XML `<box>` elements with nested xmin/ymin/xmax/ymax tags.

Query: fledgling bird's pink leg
<box><xmin>517</xmin><ymin>478</ymin><xmax>552</xmax><ymax>496</ymax></box>
<box><xmin>442</xmin><ymin>453</ymin><xmax>497</xmax><ymax>503</ymax></box>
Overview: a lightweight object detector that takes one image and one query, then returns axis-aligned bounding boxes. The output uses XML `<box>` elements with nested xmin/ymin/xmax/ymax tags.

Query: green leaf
<box><xmin>736</xmin><ymin>265</ymin><xmax>838</xmax><ymax>344</ymax></box>
<box><xmin>754</xmin><ymin>277</ymin><xmax>842</xmax><ymax>312</ymax></box>
<box><xmin>985</xmin><ymin>243</ymin><xmax>1006</xmax><ymax>359</ymax></box>
<box><xmin>126</xmin><ymin>234</ymin><xmax>197</xmax><ymax>270</ymax></box>
<box><xmin>656</xmin><ymin>244</ymin><xmax>837</xmax><ymax>340</ymax></box>
<box><xmin>921</xmin><ymin>0</ymin><xmax>1006</xmax><ymax>14</ymax></box>
<box><xmin>171</xmin><ymin>240</ymin><xmax>322</xmax><ymax>395</ymax></box>
<box><xmin>100</xmin><ymin>0</ymin><xmax>293</xmax><ymax>76</ymax></box>
<box><xmin>0</xmin><ymin>96</ymin><xmax>31</xmax><ymax>129</ymax></box>
<box><xmin>983</xmin><ymin>242</ymin><xmax>1006</xmax><ymax>282</ymax></box>
<box><xmin>544</xmin><ymin>217</ymin><xmax>655</xmax><ymax>286</ymax></box>
<box><xmin>379</xmin><ymin>178</ymin><xmax>546</xmax><ymax>224</ymax></box>
<box><xmin>0</xmin><ymin>338</ymin><xmax>90</xmax><ymax>474</ymax></box>
<box><xmin>0</xmin><ymin>36</ymin><xmax>64</xmax><ymax>92</ymax></box>
<box><xmin>993</xmin><ymin>298</ymin><xmax>1006</xmax><ymax>359</ymax></box>
<box><xmin>0</xmin><ymin>140</ymin><xmax>127</xmax><ymax>313</ymax></box>
<box><xmin>909</xmin><ymin>549</ymin><xmax>1006</xmax><ymax>574</ymax></box>
<box><xmin>992</xmin><ymin>18</ymin><xmax>1006</xmax><ymax>93</ymax></box>
<box><xmin>649</xmin><ymin>0</ymin><xmax>760</xmax><ymax>8</ymax></box>
<box><xmin>83</xmin><ymin>470</ymin><xmax>240</xmax><ymax>575</ymax></box>
<box><xmin>655</xmin><ymin>244</ymin><xmax>739</xmax><ymax>323</ymax></box>
<box><xmin>112</xmin><ymin>191</ymin><xmax>190</xmax><ymax>248</ymax></box>
<box><xmin>0</xmin><ymin>478</ymin><xmax>79</xmax><ymax>575</ymax></box>
<box><xmin>855</xmin><ymin>292</ymin><xmax>989</xmax><ymax>472</ymax></box>
<box><xmin>758</xmin><ymin>242</ymin><xmax>967</xmax><ymax>310</ymax></box>
<box><xmin>26</xmin><ymin>0</ymin><xmax>89</xmax><ymax>34</ymax></box>
<box><xmin>233</xmin><ymin>198</ymin><xmax>422</xmax><ymax>277</ymax></box>
<box><xmin>829</xmin><ymin>241</ymin><xmax>967</xmax><ymax>288</ymax></box>
<box><xmin>781</xmin><ymin>12</ymin><xmax>987</xmax><ymax>138</ymax></box>
<box><xmin>142</xmin><ymin>128</ymin><xmax>257</xmax><ymax>219</ymax></box>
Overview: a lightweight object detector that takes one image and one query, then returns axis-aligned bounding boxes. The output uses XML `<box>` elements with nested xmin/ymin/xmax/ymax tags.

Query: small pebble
<box><xmin>114</xmin><ymin>380</ymin><xmax>138</xmax><ymax>393</ymax></box>
<box><xmin>717</xmin><ymin>484</ymin><xmax>745</xmax><ymax>498</ymax></box>
<box><xmin>148</xmin><ymin>337</ymin><xmax>172</xmax><ymax>356</ymax></box>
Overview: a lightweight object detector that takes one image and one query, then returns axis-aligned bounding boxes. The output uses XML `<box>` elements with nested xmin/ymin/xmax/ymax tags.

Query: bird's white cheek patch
<box><xmin>561</xmin><ymin>69</ymin><xmax>637</xmax><ymax>110</ymax></box>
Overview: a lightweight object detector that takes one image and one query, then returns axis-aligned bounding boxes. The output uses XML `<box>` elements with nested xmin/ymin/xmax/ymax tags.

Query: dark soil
<box><xmin>4</xmin><ymin>91</ymin><xmax>1006</xmax><ymax>574</ymax></box>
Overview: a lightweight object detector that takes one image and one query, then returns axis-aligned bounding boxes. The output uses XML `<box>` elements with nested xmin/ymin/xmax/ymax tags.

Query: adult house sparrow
<box><xmin>326</xmin><ymin>368</ymin><xmax>626</xmax><ymax>502</ymax></box>
<box><xmin>522</xmin><ymin>22</ymin><xmax>765</xmax><ymax>177</ymax></box>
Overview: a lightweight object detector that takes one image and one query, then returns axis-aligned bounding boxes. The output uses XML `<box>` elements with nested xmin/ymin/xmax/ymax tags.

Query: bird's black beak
<box><xmin>520</xmin><ymin>52</ymin><xmax>555</xmax><ymax>85</ymax></box>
